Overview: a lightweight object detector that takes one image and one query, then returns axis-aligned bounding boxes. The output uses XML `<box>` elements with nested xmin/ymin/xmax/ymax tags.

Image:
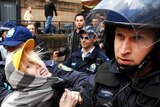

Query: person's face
<box><xmin>6</xmin><ymin>43</ymin><xmax>24</xmax><ymax>53</ymax></box>
<box><xmin>92</xmin><ymin>19</ymin><xmax>98</xmax><ymax>28</ymax></box>
<box><xmin>45</xmin><ymin>0</ymin><xmax>49</xmax><ymax>3</ymax></box>
<box><xmin>27</xmin><ymin>24</ymin><xmax>35</xmax><ymax>36</ymax></box>
<box><xmin>28</xmin><ymin>7</ymin><xmax>32</xmax><ymax>12</ymax></box>
<box><xmin>114</xmin><ymin>27</ymin><xmax>156</xmax><ymax>66</ymax></box>
<box><xmin>100</xmin><ymin>15</ymin><xmax>105</xmax><ymax>21</ymax></box>
<box><xmin>75</xmin><ymin>16</ymin><xmax>85</xmax><ymax>30</ymax></box>
<box><xmin>95</xmin><ymin>13</ymin><xmax>100</xmax><ymax>18</ymax></box>
<box><xmin>1</xmin><ymin>30</ymin><xmax>7</xmax><ymax>39</ymax></box>
<box><xmin>80</xmin><ymin>33</ymin><xmax>96</xmax><ymax>50</ymax></box>
<box><xmin>22</xmin><ymin>58</ymin><xmax>52</xmax><ymax>77</ymax></box>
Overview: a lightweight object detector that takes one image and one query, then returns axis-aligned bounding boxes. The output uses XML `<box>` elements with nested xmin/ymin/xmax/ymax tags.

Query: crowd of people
<box><xmin>0</xmin><ymin>0</ymin><xmax>160</xmax><ymax>107</ymax></box>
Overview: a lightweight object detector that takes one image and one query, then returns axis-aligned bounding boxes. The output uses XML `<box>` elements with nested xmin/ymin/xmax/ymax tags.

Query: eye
<box><xmin>134</xmin><ymin>34</ymin><xmax>143</xmax><ymax>41</ymax></box>
<box><xmin>137</xmin><ymin>35</ymin><xmax>143</xmax><ymax>40</ymax></box>
<box><xmin>26</xmin><ymin>65</ymin><xmax>30</xmax><ymax>69</ymax></box>
<box><xmin>116</xmin><ymin>33</ymin><xmax>124</xmax><ymax>39</ymax></box>
<box><xmin>25</xmin><ymin>62</ymin><xmax>33</xmax><ymax>69</ymax></box>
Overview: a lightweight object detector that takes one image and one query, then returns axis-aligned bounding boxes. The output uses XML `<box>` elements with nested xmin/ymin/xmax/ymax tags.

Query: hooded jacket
<box><xmin>2</xmin><ymin>52</ymin><xmax>63</xmax><ymax>107</ymax></box>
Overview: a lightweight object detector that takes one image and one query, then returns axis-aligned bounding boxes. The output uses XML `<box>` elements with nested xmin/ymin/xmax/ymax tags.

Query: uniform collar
<box><xmin>81</xmin><ymin>46</ymin><xmax>95</xmax><ymax>60</ymax></box>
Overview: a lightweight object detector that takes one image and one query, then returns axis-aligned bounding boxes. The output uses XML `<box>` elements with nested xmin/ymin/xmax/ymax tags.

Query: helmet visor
<box><xmin>90</xmin><ymin>0</ymin><xmax>160</xmax><ymax>49</ymax></box>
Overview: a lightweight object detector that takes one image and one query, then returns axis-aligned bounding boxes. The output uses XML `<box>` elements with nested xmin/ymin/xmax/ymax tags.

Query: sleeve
<box><xmin>51</xmin><ymin>64</ymin><xmax>89</xmax><ymax>87</ymax></box>
<box><xmin>63</xmin><ymin>54</ymin><xmax>72</xmax><ymax>67</ymax></box>
<box><xmin>23</xmin><ymin>11</ymin><xmax>28</xmax><ymax>20</ymax></box>
<box><xmin>45</xmin><ymin>60</ymin><xmax>59</xmax><ymax>75</ymax></box>
<box><xmin>58</xmin><ymin>46</ymin><xmax>68</xmax><ymax>56</ymax></box>
<box><xmin>79</xmin><ymin>74</ymin><xmax>96</xmax><ymax>107</ymax></box>
<box><xmin>58</xmin><ymin>36</ymin><xmax>70</xmax><ymax>56</ymax></box>
<box><xmin>0</xmin><ymin>46</ymin><xmax>7</xmax><ymax>61</ymax></box>
<box><xmin>99</xmin><ymin>50</ymin><xmax>109</xmax><ymax>61</ymax></box>
<box><xmin>29</xmin><ymin>13</ymin><xmax>33</xmax><ymax>19</ymax></box>
<box><xmin>46</xmin><ymin>62</ymin><xmax>96</xmax><ymax>106</ymax></box>
<box><xmin>50</xmin><ymin>80</ymin><xmax>65</xmax><ymax>107</ymax></box>
<box><xmin>52</xmin><ymin>2</ymin><xmax>57</xmax><ymax>15</ymax></box>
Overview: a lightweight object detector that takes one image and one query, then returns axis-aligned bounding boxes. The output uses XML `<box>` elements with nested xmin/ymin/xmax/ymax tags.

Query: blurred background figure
<box><xmin>23</xmin><ymin>6</ymin><xmax>33</xmax><ymax>23</ymax></box>
<box><xmin>0</xmin><ymin>20</ymin><xmax>16</xmax><ymax>104</ymax></box>
<box><xmin>42</xmin><ymin>0</ymin><xmax>57</xmax><ymax>34</ymax></box>
<box><xmin>53</xmin><ymin>13</ymin><xmax>85</xmax><ymax>60</ymax></box>
<box><xmin>91</xmin><ymin>17</ymin><xmax>99</xmax><ymax>29</ymax></box>
<box><xmin>0</xmin><ymin>20</ymin><xmax>16</xmax><ymax>41</ymax></box>
<box><xmin>96</xmin><ymin>21</ymin><xmax>105</xmax><ymax>50</ymax></box>
<box><xmin>0</xmin><ymin>20</ymin><xmax>16</xmax><ymax>73</ymax></box>
<box><xmin>26</xmin><ymin>23</ymin><xmax>51</xmax><ymax>61</ymax></box>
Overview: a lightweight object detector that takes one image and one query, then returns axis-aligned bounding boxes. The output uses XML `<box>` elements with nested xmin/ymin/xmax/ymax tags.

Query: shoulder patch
<box><xmin>58</xmin><ymin>64</ymin><xmax>73</xmax><ymax>72</ymax></box>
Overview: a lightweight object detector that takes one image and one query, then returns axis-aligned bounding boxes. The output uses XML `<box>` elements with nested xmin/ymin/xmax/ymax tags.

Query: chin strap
<box><xmin>117</xmin><ymin>55</ymin><xmax>151</xmax><ymax>75</ymax></box>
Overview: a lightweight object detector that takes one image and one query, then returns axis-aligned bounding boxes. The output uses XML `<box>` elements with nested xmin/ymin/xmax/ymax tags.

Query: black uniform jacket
<box><xmin>94</xmin><ymin>59</ymin><xmax>160</xmax><ymax>107</ymax></box>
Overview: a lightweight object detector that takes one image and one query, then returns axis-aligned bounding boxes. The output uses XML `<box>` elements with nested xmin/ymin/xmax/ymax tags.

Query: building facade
<box><xmin>0</xmin><ymin>0</ymin><xmax>82</xmax><ymax>22</ymax></box>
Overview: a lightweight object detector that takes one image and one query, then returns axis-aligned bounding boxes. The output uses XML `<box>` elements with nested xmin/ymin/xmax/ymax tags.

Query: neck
<box><xmin>76</xmin><ymin>28</ymin><xmax>83</xmax><ymax>33</ymax></box>
<box><xmin>76</xmin><ymin>29</ymin><xmax>80</xmax><ymax>33</ymax></box>
<box><xmin>82</xmin><ymin>46</ymin><xmax>95</xmax><ymax>54</ymax></box>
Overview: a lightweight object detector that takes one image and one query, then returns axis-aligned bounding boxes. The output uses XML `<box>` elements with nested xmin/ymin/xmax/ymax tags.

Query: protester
<box><xmin>63</xmin><ymin>25</ymin><xmax>109</xmax><ymax>74</ymax></box>
<box><xmin>0</xmin><ymin>25</ymin><xmax>82</xmax><ymax>107</ymax></box>
<box><xmin>42</xmin><ymin>0</ymin><xmax>57</xmax><ymax>34</ymax></box>
<box><xmin>26</xmin><ymin>23</ymin><xmax>51</xmax><ymax>60</ymax></box>
<box><xmin>53</xmin><ymin>13</ymin><xmax>85</xmax><ymax>60</ymax></box>
<box><xmin>1</xmin><ymin>39</ymin><xmax>81</xmax><ymax>107</ymax></box>
<box><xmin>23</xmin><ymin>6</ymin><xmax>33</xmax><ymax>23</ymax></box>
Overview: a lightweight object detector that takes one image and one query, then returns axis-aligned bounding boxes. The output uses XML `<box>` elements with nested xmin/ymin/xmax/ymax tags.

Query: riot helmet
<box><xmin>88</xmin><ymin>0</ymin><xmax>160</xmax><ymax>74</ymax></box>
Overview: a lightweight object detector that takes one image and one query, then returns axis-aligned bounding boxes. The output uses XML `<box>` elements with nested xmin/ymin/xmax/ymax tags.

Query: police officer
<box><xmin>77</xmin><ymin>0</ymin><xmax>160</xmax><ymax>107</ymax></box>
<box><xmin>63</xmin><ymin>25</ymin><xmax>109</xmax><ymax>75</ymax></box>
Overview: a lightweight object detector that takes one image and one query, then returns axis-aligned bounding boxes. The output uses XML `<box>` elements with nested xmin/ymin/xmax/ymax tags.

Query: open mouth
<box><xmin>40</xmin><ymin>68</ymin><xmax>47</xmax><ymax>76</ymax></box>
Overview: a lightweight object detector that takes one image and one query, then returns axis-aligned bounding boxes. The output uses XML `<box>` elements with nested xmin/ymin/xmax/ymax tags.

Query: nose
<box><xmin>36</xmin><ymin>64</ymin><xmax>40</xmax><ymax>68</ymax></box>
<box><xmin>119</xmin><ymin>40</ymin><xmax>131</xmax><ymax>55</ymax></box>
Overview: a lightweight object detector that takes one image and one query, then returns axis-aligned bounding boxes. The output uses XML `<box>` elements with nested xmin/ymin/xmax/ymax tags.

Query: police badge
<box><xmin>87</xmin><ymin>63</ymin><xmax>96</xmax><ymax>72</ymax></box>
